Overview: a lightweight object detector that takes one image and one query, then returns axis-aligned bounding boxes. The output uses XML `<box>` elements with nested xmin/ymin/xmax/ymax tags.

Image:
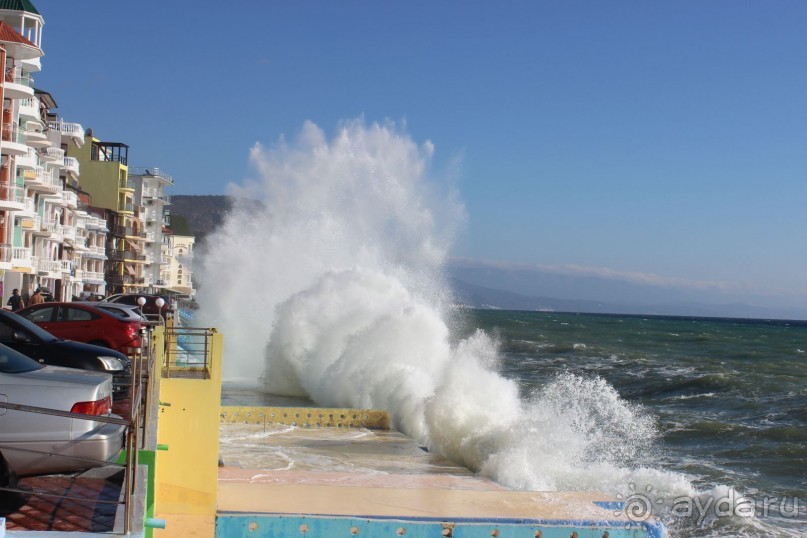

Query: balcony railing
<box><xmin>120</xmin><ymin>179</ymin><xmax>135</xmax><ymax>190</ymax></box>
<box><xmin>37</xmin><ymin>258</ymin><xmax>62</xmax><ymax>274</ymax></box>
<box><xmin>1</xmin><ymin>123</ymin><xmax>24</xmax><ymax>143</ymax></box>
<box><xmin>63</xmin><ymin>156</ymin><xmax>80</xmax><ymax>175</ymax></box>
<box><xmin>16</xmin><ymin>147</ymin><xmax>38</xmax><ymax>169</ymax></box>
<box><xmin>118</xmin><ymin>202</ymin><xmax>135</xmax><ymax>213</ymax></box>
<box><xmin>0</xmin><ymin>182</ymin><xmax>20</xmax><ymax>203</ymax></box>
<box><xmin>47</xmin><ymin>120</ymin><xmax>85</xmax><ymax>142</ymax></box>
<box><xmin>107</xmin><ymin>274</ymin><xmax>133</xmax><ymax>286</ymax></box>
<box><xmin>38</xmin><ymin>147</ymin><xmax>65</xmax><ymax>162</ymax></box>
<box><xmin>44</xmin><ymin>218</ymin><xmax>63</xmax><ymax>237</ymax></box>
<box><xmin>62</xmin><ymin>225</ymin><xmax>77</xmax><ymax>241</ymax></box>
<box><xmin>5</xmin><ymin>67</ymin><xmax>34</xmax><ymax>88</ymax></box>
<box><xmin>62</xmin><ymin>190</ymin><xmax>78</xmax><ymax>207</ymax></box>
<box><xmin>17</xmin><ymin>195</ymin><xmax>35</xmax><ymax>213</ymax></box>
<box><xmin>18</xmin><ymin>96</ymin><xmax>40</xmax><ymax>117</ymax></box>
<box><xmin>84</xmin><ymin>271</ymin><xmax>105</xmax><ymax>283</ymax></box>
<box><xmin>0</xmin><ymin>243</ymin><xmax>11</xmax><ymax>263</ymax></box>
<box><xmin>111</xmin><ymin>225</ymin><xmax>134</xmax><ymax>237</ymax></box>
<box><xmin>128</xmin><ymin>166</ymin><xmax>174</xmax><ymax>185</ymax></box>
<box><xmin>21</xmin><ymin>215</ymin><xmax>40</xmax><ymax>231</ymax></box>
<box><xmin>12</xmin><ymin>247</ymin><xmax>32</xmax><ymax>266</ymax></box>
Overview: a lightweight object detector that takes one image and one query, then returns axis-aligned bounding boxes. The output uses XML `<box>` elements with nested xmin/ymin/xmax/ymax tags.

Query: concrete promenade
<box><xmin>211</xmin><ymin>391</ymin><xmax>664</xmax><ymax>538</ymax></box>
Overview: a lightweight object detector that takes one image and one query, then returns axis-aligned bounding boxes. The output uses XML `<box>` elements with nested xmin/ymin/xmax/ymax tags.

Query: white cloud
<box><xmin>448</xmin><ymin>257</ymin><xmax>807</xmax><ymax>299</ymax></box>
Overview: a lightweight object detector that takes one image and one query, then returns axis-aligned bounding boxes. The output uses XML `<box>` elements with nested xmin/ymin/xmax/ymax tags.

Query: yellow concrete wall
<box><xmin>67</xmin><ymin>134</ymin><xmax>124</xmax><ymax>211</ymax></box>
<box><xmin>154</xmin><ymin>330</ymin><xmax>223</xmax><ymax>517</ymax></box>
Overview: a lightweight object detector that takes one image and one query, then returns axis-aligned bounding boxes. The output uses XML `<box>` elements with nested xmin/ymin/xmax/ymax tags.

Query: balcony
<box><xmin>59</xmin><ymin>190</ymin><xmax>77</xmax><ymax>209</ymax></box>
<box><xmin>0</xmin><ymin>244</ymin><xmax>12</xmax><ymax>266</ymax></box>
<box><xmin>109</xmin><ymin>249</ymin><xmax>137</xmax><ymax>262</ymax></box>
<box><xmin>118</xmin><ymin>201</ymin><xmax>135</xmax><ymax>214</ymax></box>
<box><xmin>15</xmin><ymin>147</ymin><xmax>38</xmax><ymax>169</ymax></box>
<box><xmin>1</xmin><ymin>123</ymin><xmax>29</xmax><ymax>156</ymax></box>
<box><xmin>11</xmin><ymin>247</ymin><xmax>33</xmax><ymax>270</ymax></box>
<box><xmin>37</xmin><ymin>258</ymin><xmax>62</xmax><ymax>276</ymax></box>
<box><xmin>16</xmin><ymin>196</ymin><xmax>36</xmax><ymax>216</ymax></box>
<box><xmin>107</xmin><ymin>274</ymin><xmax>133</xmax><ymax>286</ymax></box>
<box><xmin>38</xmin><ymin>147</ymin><xmax>65</xmax><ymax>163</ymax></box>
<box><xmin>84</xmin><ymin>271</ymin><xmax>105</xmax><ymax>284</ymax></box>
<box><xmin>43</xmin><ymin>218</ymin><xmax>63</xmax><ymax>239</ymax></box>
<box><xmin>85</xmin><ymin>246</ymin><xmax>107</xmax><ymax>259</ymax></box>
<box><xmin>111</xmin><ymin>225</ymin><xmax>134</xmax><ymax>237</ymax></box>
<box><xmin>18</xmin><ymin>96</ymin><xmax>40</xmax><ymax>122</ymax></box>
<box><xmin>47</xmin><ymin>120</ymin><xmax>85</xmax><ymax>147</ymax></box>
<box><xmin>62</xmin><ymin>225</ymin><xmax>77</xmax><ymax>242</ymax></box>
<box><xmin>71</xmin><ymin>237</ymin><xmax>89</xmax><ymax>253</ymax></box>
<box><xmin>63</xmin><ymin>157</ymin><xmax>80</xmax><ymax>177</ymax></box>
<box><xmin>119</xmin><ymin>179</ymin><xmax>135</xmax><ymax>191</ymax></box>
<box><xmin>0</xmin><ymin>183</ymin><xmax>25</xmax><ymax>211</ymax></box>
<box><xmin>3</xmin><ymin>67</ymin><xmax>35</xmax><ymax>99</ymax></box>
<box><xmin>24</xmin><ymin>124</ymin><xmax>50</xmax><ymax>148</ymax></box>
<box><xmin>87</xmin><ymin>217</ymin><xmax>109</xmax><ymax>232</ymax></box>
<box><xmin>24</xmin><ymin>166</ymin><xmax>59</xmax><ymax>194</ymax></box>
<box><xmin>20</xmin><ymin>215</ymin><xmax>40</xmax><ymax>232</ymax></box>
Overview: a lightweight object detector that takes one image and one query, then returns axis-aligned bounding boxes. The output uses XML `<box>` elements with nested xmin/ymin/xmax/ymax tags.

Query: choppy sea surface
<box><xmin>452</xmin><ymin>309</ymin><xmax>806</xmax><ymax>537</ymax></box>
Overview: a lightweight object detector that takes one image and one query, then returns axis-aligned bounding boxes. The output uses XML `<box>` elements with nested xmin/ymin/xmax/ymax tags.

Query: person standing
<box><xmin>29</xmin><ymin>288</ymin><xmax>44</xmax><ymax>305</ymax></box>
<box><xmin>6</xmin><ymin>289</ymin><xmax>24</xmax><ymax>311</ymax></box>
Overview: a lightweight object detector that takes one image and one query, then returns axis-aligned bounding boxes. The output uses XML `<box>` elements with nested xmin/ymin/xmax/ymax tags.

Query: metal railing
<box><xmin>162</xmin><ymin>326</ymin><xmax>215</xmax><ymax>379</ymax></box>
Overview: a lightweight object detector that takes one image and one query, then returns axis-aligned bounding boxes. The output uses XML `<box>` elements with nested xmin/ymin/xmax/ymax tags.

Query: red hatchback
<box><xmin>16</xmin><ymin>302</ymin><xmax>143</xmax><ymax>355</ymax></box>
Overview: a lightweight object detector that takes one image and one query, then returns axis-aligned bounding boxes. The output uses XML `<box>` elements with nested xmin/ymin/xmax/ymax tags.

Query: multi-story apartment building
<box><xmin>164</xmin><ymin>229</ymin><xmax>194</xmax><ymax>296</ymax></box>
<box><xmin>1</xmin><ymin>0</ymin><xmax>194</xmax><ymax>304</ymax></box>
<box><xmin>0</xmin><ymin>1</ymin><xmax>109</xmax><ymax>303</ymax></box>
<box><xmin>0</xmin><ymin>3</ymin><xmax>43</xmax><ymax>301</ymax></box>
<box><xmin>129</xmin><ymin>167</ymin><xmax>173</xmax><ymax>293</ymax></box>
<box><xmin>68</xmin><ymin>132</ymin><xmax>152</xmax><ymax>295</ymax></box>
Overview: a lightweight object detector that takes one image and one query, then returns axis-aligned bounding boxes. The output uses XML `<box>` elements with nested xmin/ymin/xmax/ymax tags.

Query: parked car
<box><xmin>101</xmin><ymin>294</ymin><xmax>172</xmax><ymax>322</ymax></box>
<box><xmin>0</xmin><ymin>310</ymin><xmax>131</xmax><ymax>397</ymax></box>
<box><xmin>91</xmin><ymin>302</ymin><xmax>147</xmax><ymax>323</ymax></box>
<box><xmin>16</xmin><ymin>302</ymin><xmax>144</xmax><ymax>356</ymax></box>
<box><xmin>0</xmin><ymin>344</ymin><xmax>126</xmax><ymax>487</ymax></box>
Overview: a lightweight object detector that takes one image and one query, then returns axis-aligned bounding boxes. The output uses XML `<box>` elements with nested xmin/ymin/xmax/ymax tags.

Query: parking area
<box><xmin>0</xmin><ymin>393</ymin><xmax>133</xmax><ymax>532</ymax></box>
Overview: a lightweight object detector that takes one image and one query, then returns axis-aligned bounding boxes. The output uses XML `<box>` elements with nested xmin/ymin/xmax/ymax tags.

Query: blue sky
<box><xmin>34</xmin><ymin>1</ymin><xmax>807</xmax><ymax>308</ymax></box>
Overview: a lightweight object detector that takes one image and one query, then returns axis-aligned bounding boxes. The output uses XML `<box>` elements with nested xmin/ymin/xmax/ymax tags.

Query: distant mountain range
<box><xmin>446</xmin><ymin>260</ymin><xmax>807</xmax><ymax>321</ymax></box>
<box><xmin>170</xmin><ymin>195</ymin><xmax>807</xmax><ymax>321</ymax></box>
<box><xmin>169</xmin><ymin>195</ymin><xmax>232</xmax><ymax>243</ymax></box>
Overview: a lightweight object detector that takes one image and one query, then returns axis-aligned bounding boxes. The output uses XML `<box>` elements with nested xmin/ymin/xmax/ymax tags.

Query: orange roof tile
<box><xmin>0</xmin><ymin>20</ymin><xmax>36</xmax><ymax>48</ymax></box>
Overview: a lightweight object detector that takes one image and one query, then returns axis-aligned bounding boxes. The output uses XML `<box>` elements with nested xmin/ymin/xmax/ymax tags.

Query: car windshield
<box><xmin>2</xmin><ymin>311</ymin><xmax>58</xmax><ymax>342</ymax></box>
<box><xmin>0</xmin><ymin>343</ymin><xmax>43</xmax><ymax>373</ymax></box>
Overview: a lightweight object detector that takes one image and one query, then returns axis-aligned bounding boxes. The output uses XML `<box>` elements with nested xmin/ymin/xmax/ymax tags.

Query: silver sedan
<box><xmin>0</xmin><ymin>343</ymin><xmax>126</xmax><ymax>485</ymax></box>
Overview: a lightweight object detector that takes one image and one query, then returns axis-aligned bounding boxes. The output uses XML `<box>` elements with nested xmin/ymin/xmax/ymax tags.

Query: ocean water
<box><xmin>453</xmin><ymin>309</ymin><xmax>807</xmax><ymax>537</ymax></box>
<box><xmin>196</xmin><ymin>120</ymin><xmax>805</xmax><ymax>537</ymax></box>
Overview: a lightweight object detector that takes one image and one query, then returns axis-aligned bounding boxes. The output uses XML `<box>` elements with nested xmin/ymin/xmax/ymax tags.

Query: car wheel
<box><xmin>89</xmin><ymin>340</ymin><xmax>110</xmax><ymax>348</ymax></box>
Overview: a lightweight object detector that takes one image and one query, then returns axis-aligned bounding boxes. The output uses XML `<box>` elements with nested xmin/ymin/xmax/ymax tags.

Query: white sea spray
<box><xmin>195</xmin><ymin>119</ymin><xmax>756</xmax><ymax>534</ymax></box>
